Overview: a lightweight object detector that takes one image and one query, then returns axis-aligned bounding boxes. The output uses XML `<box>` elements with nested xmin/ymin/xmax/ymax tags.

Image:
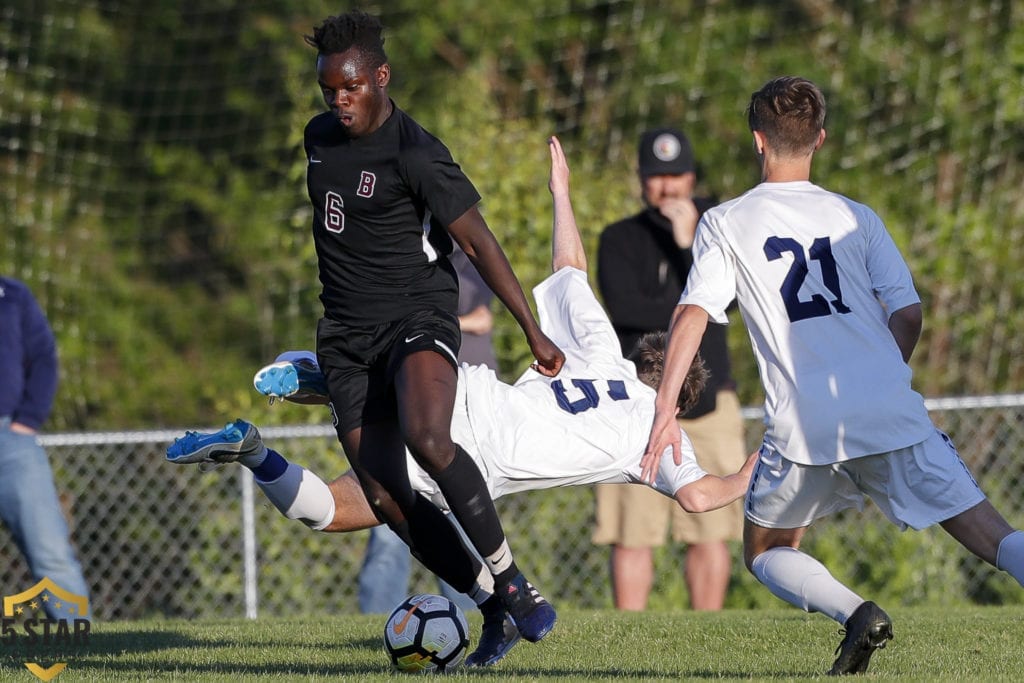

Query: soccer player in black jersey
<box><xmin>300</xmin><ymin>10</ymin><xmax>564</xmax><ymax>663</ymax></box>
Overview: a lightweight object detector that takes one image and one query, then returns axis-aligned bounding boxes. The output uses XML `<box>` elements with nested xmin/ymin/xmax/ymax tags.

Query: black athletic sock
<box><xmin>432</xmin><ymin>444</ymin><xmax>520</xmax><ymax>587</ymax></box>
<box><xmin>397</xmin><ymin>492</ymin><xmax>484</xmax><ymax>596</ymax></box>
<box><xmin>479</xmin><ymin>594</ymin><xmax>505</xmax><ymax>623</ymax></box>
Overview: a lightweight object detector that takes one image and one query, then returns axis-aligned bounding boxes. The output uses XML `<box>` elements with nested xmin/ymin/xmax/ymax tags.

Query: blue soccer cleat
<box><xmin>166</xmin><ymin>418</ymin><xmax>266</xmax><ymax>468</ymax></box>
<box><xmin>465</xmin><ymin>603</ymin><xmax>521</xmax><ymax>667</ymax></box>
<box><xmin>253</xmin><ymin>351</ymin><xmax>330</xmax><ymax>405</ymax></box>
<box><xmin>500</xmin><ymin>573</ymin><xmax>557</xmax><ymax>643</ymax></box>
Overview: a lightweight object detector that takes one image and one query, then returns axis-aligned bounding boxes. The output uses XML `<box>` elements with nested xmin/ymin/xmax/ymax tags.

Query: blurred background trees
<box><xmin>2</xmin><ymin>0</ymin><xmax>1022</xmax><ymax>430</ymax></box>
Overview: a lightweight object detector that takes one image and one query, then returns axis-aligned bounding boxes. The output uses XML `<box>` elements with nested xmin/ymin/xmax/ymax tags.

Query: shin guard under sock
<box><xmin>431</xmin><ymin>444</ymin><xmax>520</xmax><ymax>586</ymax></box>
<box><xmin>401</xmin><ymin>492</ymin><xmax>492</xmax><ymax>601</ymax></box>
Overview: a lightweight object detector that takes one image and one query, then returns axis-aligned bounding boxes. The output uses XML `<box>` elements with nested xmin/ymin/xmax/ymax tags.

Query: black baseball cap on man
<box><xmin>638</xmin><ymin>127</ymin><xmax>694</xmax><ymax>177</ymax></box>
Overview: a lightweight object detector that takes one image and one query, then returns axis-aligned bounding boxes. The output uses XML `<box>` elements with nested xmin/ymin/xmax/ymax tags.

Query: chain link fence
<box><xmin>2</xmin><ymin>395</ymin><xmax>1023</xmax><ymax>620</ymax></box>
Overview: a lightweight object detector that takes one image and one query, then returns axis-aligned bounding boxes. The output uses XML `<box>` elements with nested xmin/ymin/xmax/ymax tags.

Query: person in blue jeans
<box><xmin>358</xmin><ymin>245</ymin><xmax>496</xmax><ymax>614</ymax></box>
<box><xmin>0</xmin><ymin>276</ymin><xmax>89</xmax><ymax>619</ymax></box>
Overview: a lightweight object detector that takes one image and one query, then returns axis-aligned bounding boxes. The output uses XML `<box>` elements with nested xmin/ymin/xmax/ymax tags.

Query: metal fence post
<box><xmin>241</xmin><ymin>468</ymin><xmax>258</xmax><ymax>619</ymax></box>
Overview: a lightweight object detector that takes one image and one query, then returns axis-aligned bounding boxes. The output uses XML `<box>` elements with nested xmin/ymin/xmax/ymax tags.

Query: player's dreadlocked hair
<box><xmin>304</xmin><ymin>10</ymin><xmax>387</xmax><ymax>66</ymax></box>
<box><xmin>629</xmin><ymin>332</ymin><xmax>709</xmax><ymax>415</ymax></box>
<box><xmin>747</xmin><ymin>76</ymin><xmax>825</xmax><ymax>157</ymax></box>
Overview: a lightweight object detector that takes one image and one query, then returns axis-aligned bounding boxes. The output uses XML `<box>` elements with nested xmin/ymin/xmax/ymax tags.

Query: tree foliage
<box><xmin>2</xmin><ymin>1</ymin><xmax>1022</xmax><ymax>429</ymax></box>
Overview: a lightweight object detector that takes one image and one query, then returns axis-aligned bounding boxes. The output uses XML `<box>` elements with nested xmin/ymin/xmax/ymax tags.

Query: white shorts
<box><xmin>745</xmin><ymin>428</ymin><xmax>985</xmax><ymax>530</ymax></box>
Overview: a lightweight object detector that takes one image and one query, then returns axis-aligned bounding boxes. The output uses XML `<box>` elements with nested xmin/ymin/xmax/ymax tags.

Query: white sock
<box><xmin>996</xmin><ymin>530</ymin><xmax>1024</xmax><ymax>586</ymax></box>
<box><xmin>751</xmin><ymin>547</ymin><xmax>864</xmax><ymax>624</ymax></box>
<box><xmin>256</xmin><ymin>463</ymin><xmax>335</xmax><ymax>531</ymax></box>
<box><xmin>484</xmin><ymin>539</ymin><xmax>514</xmax><ymax>576</ymax></box>
<box><xmin>468</xmin><ymin>565</ymin><xmax>496</xmax><ymax>605</ymax></box>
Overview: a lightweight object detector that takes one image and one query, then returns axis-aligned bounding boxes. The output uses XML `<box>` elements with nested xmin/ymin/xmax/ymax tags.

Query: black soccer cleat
<box><xmin>464</xmin><ymin>602</ymin><xmax>521</xmax><ymax>667</ymax></box>
<box><xmin>499</xmin><ymin>572</ymin><xmax>557</xmax><ymax>643</ymax></box>
<box><xmin>827</xmin><ymin>601</ymin><xmax>894</xmax><ymax>675</ymax></box>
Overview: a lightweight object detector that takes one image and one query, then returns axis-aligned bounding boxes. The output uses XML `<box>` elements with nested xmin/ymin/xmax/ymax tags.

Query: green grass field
<box><xmin>2</xmin><ymin>607</ymin><xmax>1023</xmax><ymax>681</ymax></box>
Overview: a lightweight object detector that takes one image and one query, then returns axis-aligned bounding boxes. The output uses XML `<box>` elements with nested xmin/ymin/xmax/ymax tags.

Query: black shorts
<box><xmin>316</xmin><ymin>307</ymin><xmax>461</xmax><ymax>436</ymax></box>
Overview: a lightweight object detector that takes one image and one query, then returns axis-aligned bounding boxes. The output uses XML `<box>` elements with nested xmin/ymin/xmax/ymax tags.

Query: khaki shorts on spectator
<box><xmin>592</xmin><ymin>390</ymin><xmax>746</xmax><ymax>547</ymax></box>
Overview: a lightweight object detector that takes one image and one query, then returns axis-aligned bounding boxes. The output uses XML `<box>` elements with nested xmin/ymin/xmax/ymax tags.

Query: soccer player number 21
<box><xmin>764</xmin><ymin>235</ymin><xmax>851</xmax><ymax>323</ymax></box>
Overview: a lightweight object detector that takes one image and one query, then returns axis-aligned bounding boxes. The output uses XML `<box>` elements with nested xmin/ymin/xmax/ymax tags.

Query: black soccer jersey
<box><xmin>304</xmin><ymin>103</ymin><xmax>482</xmax><ymax>324</ymax></box>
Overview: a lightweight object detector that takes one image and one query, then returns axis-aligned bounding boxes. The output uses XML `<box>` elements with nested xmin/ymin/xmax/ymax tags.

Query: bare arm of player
<box><xmin>547</xmin><ymin>135</ymin><xmax>587</xmax><ymax>273</ymax></box>
<box><xmin>641</xmin><ymin>303</ymin><xmax>710</xmax><ymax>483</ymax></box>
<box><xmin>888</xmin><ymin>303</ymin><xmax>923</xmax><ymax>363</ymax></box>
<box><xmin>447</xmin><ymin>206</ymin><xmax>565</xmax><ymax>377</ymax></box>
<box><xmin>318</xmin><ymin>470</ymin><xmax>385</xmax><ymax>533</ymax></box>
<box><xmin>674</xmin><ymin>450</ymin><xmax>758</xmax><ymax>513</ymax></box>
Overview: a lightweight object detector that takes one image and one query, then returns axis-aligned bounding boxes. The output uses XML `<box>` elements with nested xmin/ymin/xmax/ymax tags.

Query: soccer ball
<box><xmin>383</xmin><ymin>593</ymin><xmax>470</xmax><ymax>673</ymax></box>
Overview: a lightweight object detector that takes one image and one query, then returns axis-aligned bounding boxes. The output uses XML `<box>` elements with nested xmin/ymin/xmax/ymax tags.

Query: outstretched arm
<box><xmin>641</xmin><ymin>303</ymin><xmax>710</xmax><ymax>482</ymax></box>
<box><xmin>448</xmin><ymin>206</ymin><xmax>565</xmax><ymax>377</ymax></box>
<box><xmin>547</xmin><ymin>136</ymin><xmax>587</xmax><ymax>273</ymax></box>
<box><xmin>674</xmin><ymin>450</ymin><xmax>758</xmax><ymax>513</ymax></box>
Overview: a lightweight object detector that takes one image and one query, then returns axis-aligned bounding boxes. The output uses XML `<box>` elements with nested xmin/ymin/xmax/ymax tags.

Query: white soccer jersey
<box><xmin>408</xmin><ymin>267</ymin><xmax>707</xmax><ymax>506</ymax></box>
<box><xmin>681</xmin><ymin>181</ymin><xmax>934</xmax><ymax>465</ymax></box>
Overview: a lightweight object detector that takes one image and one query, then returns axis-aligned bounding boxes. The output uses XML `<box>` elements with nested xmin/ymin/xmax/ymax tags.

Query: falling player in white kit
<box><xmin>643</xmin><ymin>76</ymin><xmax>1024</xmax><ymax>676</ymax></box>
<box><xmin>219</xmin><ymin>274</ymin><xmax>743</xmax><ymax>526</ymax></box>
<box><xmin>167</xmin><ymin>136</ymin><xmax>756</xmax><ymax>663</ymax></box>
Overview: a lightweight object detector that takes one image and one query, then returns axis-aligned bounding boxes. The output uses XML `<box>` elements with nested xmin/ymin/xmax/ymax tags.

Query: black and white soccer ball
<box><xmin>383</xmin><ymin>593</ymin><xmax>470</xmax><ymax>673</ymax></box>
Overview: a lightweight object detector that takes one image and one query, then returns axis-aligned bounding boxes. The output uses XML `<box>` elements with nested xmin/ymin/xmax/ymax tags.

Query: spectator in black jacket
<box><xmin>592</xmin><ymin>128</ymin><xmax>746</xmax><ymax>611</ymax></box>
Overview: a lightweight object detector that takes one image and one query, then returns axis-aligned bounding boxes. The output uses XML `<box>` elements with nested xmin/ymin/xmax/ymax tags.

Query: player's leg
<box><xmin>745</xmin><ymin>449</ymin><xmax>892</xmax><ymax>674</ymax></box>
<box><xmin>252</xmin><ymin>350</ymin><xmax>330</xmax><ymax>405</ymax></box>
<box><xmin>319</xmin><ymin>312</ymin><xmax>524</xmax><ymax>660</ymax></box>
<box><xmin>437</xmin><ymin>516</ymin><xmax>484</xmax><ymax>613</ymax></box>
<box><xmin>743</xmin><ymin>522</ymin><xmax>864</xmax><ymax>621</ymax></box>
<box><xmin>941</xmin><ymin>500</ymin><xmax>1024</xmax><ymax>585</ymax></box>
<box><xmin>315</xmin><ymin>314</ymin><xmax>494</xmax><ymax>605</ymax></box>
<box><xmin>166</xmin><ymin>419</ymin><xmax>352</xmax><ymax>530</ymax></box>
<box><xmin>396</xmin><ymin>353</ymin><xmax>513</xmax><ymax>582</ymax></box>
<box><xmin>744</xmin><ymin>448</ymin><xmax>871</xmax><ymax>622</ymax></box>
<box><xmin>319</xmin><ymin>471</ymin><xmax>382</xmax><ymax>532</ymax></box>
<box><xmin>437</xmin><ymin>516</ymin><xmax>517</xmax><ymax>665</ymax></box>
<box><xmin>887</xmin><ymin>432</ymin><xmax>1024</xmax><ymax>585</ymax></box>
<box><xmin>856</xmin><ymin>429</ymin><xmax>1024</xmax><ymax>587</ymax></box>
<box><xmin>394</xmin><ymin>348</ymin><xmax>556</xmax><ymax>642</ymax></box>
<box><xmin>343</xmin><ymin>421</ymin><xmax>495</xmax><ymax>604</ymax></box>
<box><xmin>745</xmin><ymin>522</ymin><xmax>891</xmax><ymax>675</ymax></box>
<box><xmin>346</xmin><ymin>420</ymin><xmax>518</xmax><ymax>665</ymax></box>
